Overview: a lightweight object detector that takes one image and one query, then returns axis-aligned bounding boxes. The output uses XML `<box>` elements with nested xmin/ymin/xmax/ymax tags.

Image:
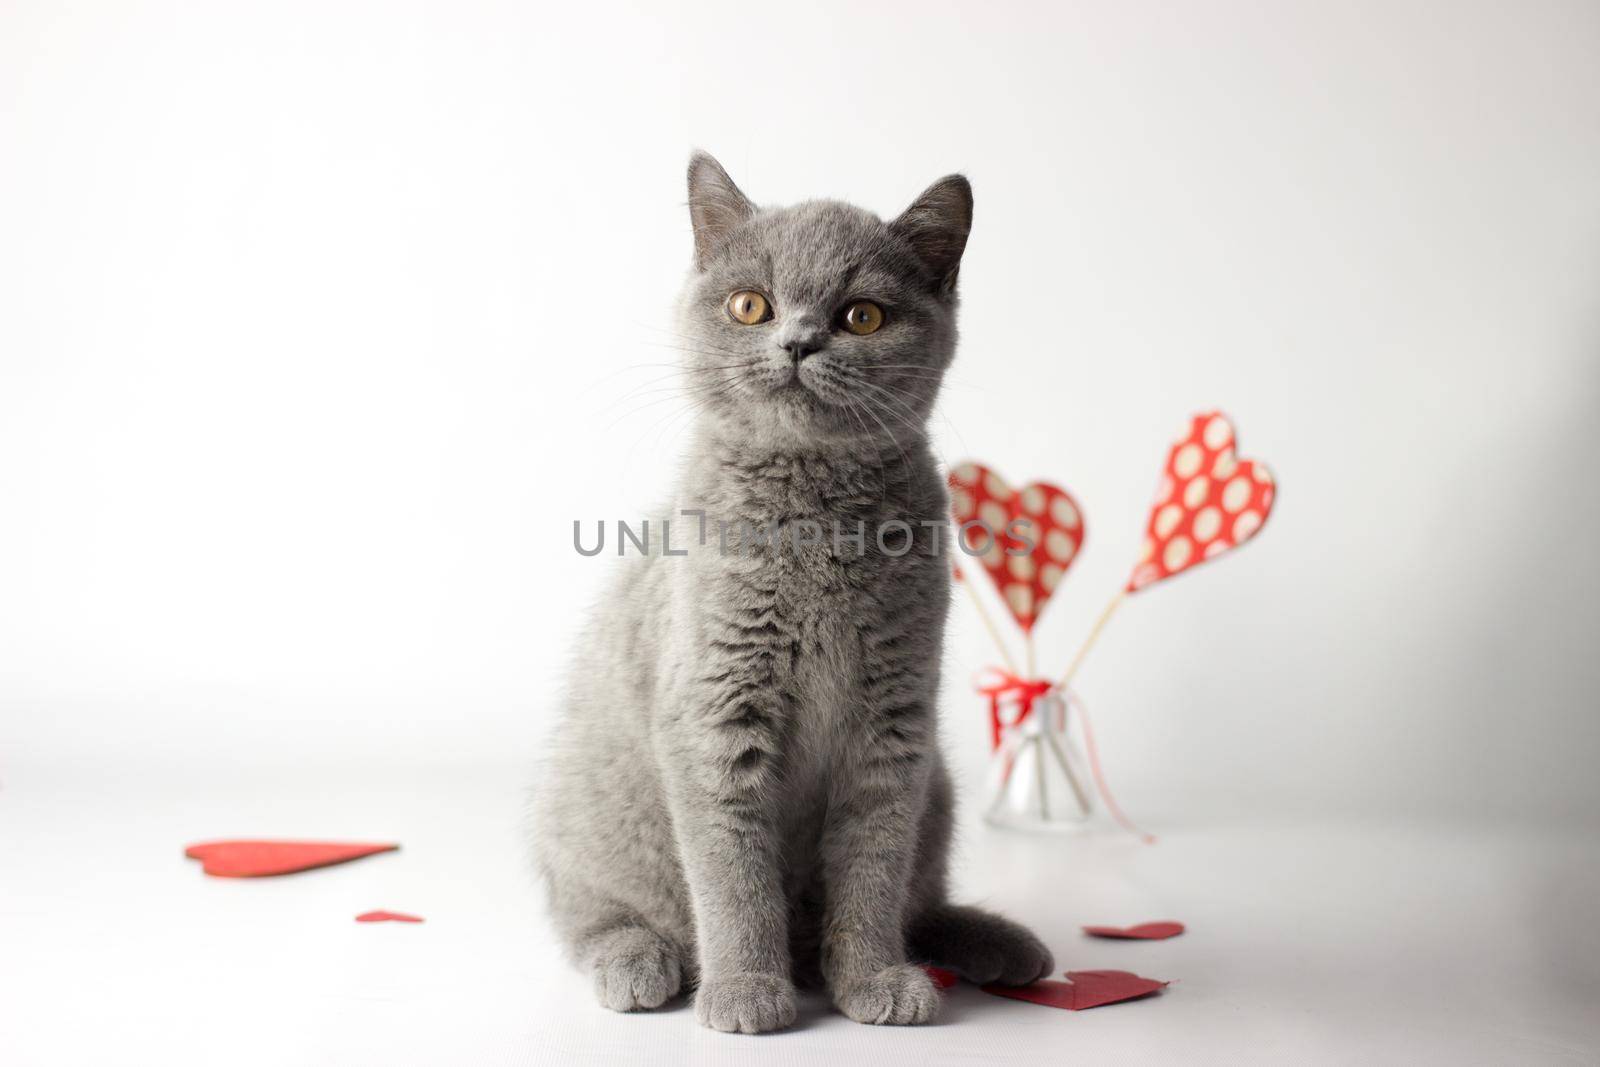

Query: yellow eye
<box><xmin>727</xmin><ymin>290</ymin><xmax>771</xmax><ymax>325</ymax></box>
<box><xmin>841</xmin><ymin>300</ymin><xmax>884</xmax><ymax>335</ymax></box>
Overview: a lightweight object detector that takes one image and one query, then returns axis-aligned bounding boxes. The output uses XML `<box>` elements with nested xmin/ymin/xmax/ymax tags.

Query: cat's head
<box><xmin>677</xmin><ymin>152</ymin><xmax>971</xmax><ymax>450</ymax></box>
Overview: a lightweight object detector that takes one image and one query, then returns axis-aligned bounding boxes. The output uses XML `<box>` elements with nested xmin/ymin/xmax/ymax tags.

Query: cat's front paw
<box><xmin>694</xmin><ymin>972</ymin><xmax>797</xmax><ymax>1034</ymax></box>
<box><xmin>833</xmin><ymin>963</ymin><xmax>941</xmax><ymax>1026</ymax></box>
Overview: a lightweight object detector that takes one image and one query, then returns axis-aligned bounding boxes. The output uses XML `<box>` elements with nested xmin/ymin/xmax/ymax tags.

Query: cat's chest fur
<box><xmin>671</xmin><ymin>445</ymin><xmax>946</xmax><ymax>739</ymax></box>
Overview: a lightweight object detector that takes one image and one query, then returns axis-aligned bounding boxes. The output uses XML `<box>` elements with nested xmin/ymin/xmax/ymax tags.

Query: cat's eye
<box><xmin>727</xmin><ymin>290</ymin><xmax>771</xmax><ymax>325</ymax></box>
<box><xmin>840</xmin><ymin>300</ymin><xmax>884</xmax><ymax>335</ymax></box>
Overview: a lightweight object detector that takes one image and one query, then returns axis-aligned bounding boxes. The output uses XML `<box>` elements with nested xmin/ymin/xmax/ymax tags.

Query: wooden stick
<box><xmin>1023</xmin><ymin>629</ymin><xmax>1036</xmax><ymax>679</ymax></box>
<box><xmin>959</xmin><ymin>575</ymin><xmax>1017</xmax><ymax>674</ymax></box>
<box><xmin>1044</xmin><ymin>726</ymin><xmax>1093</xmax><ymax>815</ymax></box>
<box><xmin>1056</xmin><ymin>590</ymin><xmax>1127</xmax><ymax>691</ymax></box>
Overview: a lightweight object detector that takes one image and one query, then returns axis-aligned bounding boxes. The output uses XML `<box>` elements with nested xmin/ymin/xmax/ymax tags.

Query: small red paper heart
<box><xmin>1083</xmin><ymin>921</ymin><xmax>1185</xmax><ymax>940</ymax></box>
<box><xmin>184</xmin><ymin>840</ymin><xmax>398</xmax><ymax>878</ymax></box>
<box><xmin>1127</xmin><ymin>410</ymin><xmax>1275</xmax><ymax>593</ymax></box>
<box><xmin>356</xmin><ymin>910</ymin><xmax>424</xmax><ymax>923</ymax></box>
<box><xmin>923</xmin><ymin>965</ymin><xmax>959</xmax><ymax>990</ymax></box>
<box><xmin>948</xmin><ymin>462</ymin><xmax>1086</xmax><ymax>631</ymax></box>
<box><xmin>983</xmin><ymin>970</ymin><xmax>1168</xmax><ymax>1010</ymax></box>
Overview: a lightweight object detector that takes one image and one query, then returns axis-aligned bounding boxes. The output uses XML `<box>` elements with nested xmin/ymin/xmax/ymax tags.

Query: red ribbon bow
<box><xmin>977</xmin><ymin>670</ymin><xmax>1056</xmax><ymax>749</ymax></box>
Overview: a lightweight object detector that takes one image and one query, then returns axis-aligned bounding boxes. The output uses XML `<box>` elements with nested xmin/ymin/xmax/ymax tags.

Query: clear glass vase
<box><xmin>983</xmin><ymin>690</ymin><xmax>1094</xmax><ymax>832</ymax></box>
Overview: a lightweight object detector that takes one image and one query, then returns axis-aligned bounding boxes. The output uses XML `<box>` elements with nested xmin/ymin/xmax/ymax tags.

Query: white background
<box><xmin>3</xmin><ymin>2</ymin><xmax>1598</xmax><ymax>1064</ymax></box>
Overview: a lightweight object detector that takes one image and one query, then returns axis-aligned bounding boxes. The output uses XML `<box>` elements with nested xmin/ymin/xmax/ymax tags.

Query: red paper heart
<box><xmin>983</xmin><ymin>970</ymin><xmax>1168</xmax><ymax>1010</ymax></box>
<box><xmin>1127</xmin><ymin>411</ymin><xmax>1274</xmax><ymax>593</ymax></box>
<box><xmin>356</xmin><ymin>910</ymin><xmax>424</xmax><ymax>923</ymax></box>
<box><xmin>1083</xmin><ymin>921</ymin><xmax>1185</xmax><ymax>940</ymax></box>
<box><xmin>948</xmin><ymin>462</ymin><xmax>1086</xmax><ymax>631</ymax></box>
<box><xmin>923</xmin><ymin>965</ymin><xmax>959</xmax><ymax>990</ymax></box>
<box><xmin>184</xmin><ymin>840</ymin><xmax>398</xmax><ymax>878</ymax></box>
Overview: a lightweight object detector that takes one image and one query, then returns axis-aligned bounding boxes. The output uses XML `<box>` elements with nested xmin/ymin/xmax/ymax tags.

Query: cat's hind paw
<box><xmin>590</xmin><ymin>925</ymin><xmax>684</xmax><ymax>1012</ymax></box>
<box><xmin>908</xmin><ymin>904</ymin><xmax>1055</xmax><ymax>986</ymax></box>
<box><xmin>694</xmin><ymin>972</ymin><xmax>797</xmax><ymax>1034</ymax></box>
<box><xmin>833</xmin><ymin>963</ymin><xmax>941</xmax><ymax>1026</ymax></box>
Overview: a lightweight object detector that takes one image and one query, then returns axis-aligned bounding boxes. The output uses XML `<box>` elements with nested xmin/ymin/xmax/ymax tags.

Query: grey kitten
<box><xmin>532</xmin><ymin>153</ymin><xmax>1052</xmax><ymax>1034</ymax></box>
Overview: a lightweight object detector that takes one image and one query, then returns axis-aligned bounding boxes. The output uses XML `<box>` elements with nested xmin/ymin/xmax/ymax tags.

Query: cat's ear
<box><xmin>890</xmin><ymin>175</ymin><xmax>973</xmax><ymax>298</ymax></box>
<box><xmin>687</xmin><ymin>151</ymin><xmax>755</xmax><ymax>270</ymax></box>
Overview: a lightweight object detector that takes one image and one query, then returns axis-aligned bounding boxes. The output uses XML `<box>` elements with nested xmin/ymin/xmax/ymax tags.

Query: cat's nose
<box><xmin>777</xmin><ymin>316</ymin><xmax>829</xmax><ymax>363</ymax></box>
<box><xmin>782</xmin><ymin>336</ymin><xmax>825</xmax><ymax>362</ymax></box>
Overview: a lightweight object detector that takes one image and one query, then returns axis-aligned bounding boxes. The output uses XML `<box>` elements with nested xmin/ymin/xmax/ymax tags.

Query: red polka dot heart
<box><xmin>1128</xmin><ymin>411</ymin><xmax>1275</xmax><ymax>593</ymax></box>
<box><xmin>948</xmin><ymin>463</ymin><xmax>1086</xmax><ymax>632</ymax></box>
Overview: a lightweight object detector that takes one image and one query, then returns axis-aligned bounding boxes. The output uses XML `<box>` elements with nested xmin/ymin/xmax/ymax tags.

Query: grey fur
<box><xmin>532</xmin><ymin>152</ymin><xmax>1052</xmax><ymax>1034</ymax></box>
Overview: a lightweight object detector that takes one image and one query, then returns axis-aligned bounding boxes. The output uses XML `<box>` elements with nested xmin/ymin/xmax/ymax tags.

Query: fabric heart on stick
<box><xmin>1127</xmin><ymin>411</ymin><xmax>1275</xmax><ymax>593</ymax></box>
<box><xmin>1058</xmin><ymin>410</ymin><xmax>1279</xmax><ymax>694</ymax></box>
<box><xmin>948</xmin><ymin>462</ymin><xmax>1086</xmax><ymax>632</ymax></box>
<box><xmin>1043</xmin><ymin>411</ymin><xmax>1278</xmax><ymax>843</ymax></box>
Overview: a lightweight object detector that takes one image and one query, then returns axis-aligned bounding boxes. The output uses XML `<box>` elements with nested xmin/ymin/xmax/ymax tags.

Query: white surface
<box><xmin>2</xmin><ymin>0</ymin><xmax>1598</xmax><ymax>819</ymax></box>
<box><xmin>2</xmin><ymin>765</ymin><xmax>1597</xmax><ymax>1065</ymax></box>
